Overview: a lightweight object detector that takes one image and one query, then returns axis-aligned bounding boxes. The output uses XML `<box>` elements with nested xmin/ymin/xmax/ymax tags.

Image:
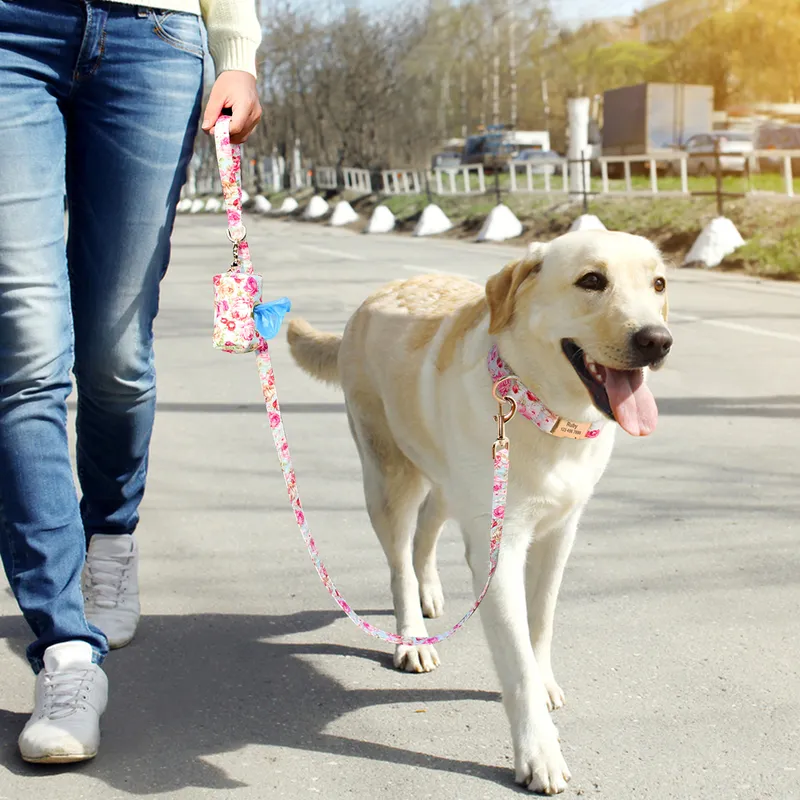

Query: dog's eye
<box><xmin>575</xmin><ymin>272</ymin><xmax>608</xmax><ymax>292</ymax></box>
<box><xmin>654</xmin><ymin>277</ymin><xmax>667</xmax><ymax>293</ymax></box>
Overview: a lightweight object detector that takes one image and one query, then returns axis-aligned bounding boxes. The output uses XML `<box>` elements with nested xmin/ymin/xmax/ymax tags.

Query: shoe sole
<box><xmin>108</xmin><ymin>634</ymin><xmax>135</xmax><ymax>650</ymax></box>
<box><xmin>22</xmin><ymin>752</ymin><xmax>97</xmax><ymax>764</ymax></box>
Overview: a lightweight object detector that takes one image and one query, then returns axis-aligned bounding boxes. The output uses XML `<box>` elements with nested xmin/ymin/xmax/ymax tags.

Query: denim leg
<box><xmin>66</xmin><ymin>6</ymin><xmax>204</xmax><ymax>540</ymax></box>
<box><xmin>0</xmin><ymin>0</ymin><xmax>108</xmax><ymax>671</ymax></box>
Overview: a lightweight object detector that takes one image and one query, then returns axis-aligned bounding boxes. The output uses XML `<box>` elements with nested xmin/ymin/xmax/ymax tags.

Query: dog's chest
<box><xmin>511</xmin><ymin>432</ymin><xmax>614</xmax><ymax>511</ymax></box>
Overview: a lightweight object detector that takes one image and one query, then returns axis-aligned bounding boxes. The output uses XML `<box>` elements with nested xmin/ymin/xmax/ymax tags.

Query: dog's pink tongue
<box><xmin>604</xmin><ymin>368</ymin><xmax>658</xmax><ymax>436</ymax></box>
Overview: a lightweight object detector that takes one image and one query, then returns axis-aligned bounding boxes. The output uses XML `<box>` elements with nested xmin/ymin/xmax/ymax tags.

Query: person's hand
<box><xmin>201</xmin><ymin>71</ymin><xmax>262</xmax><ymax>144</ymax></box>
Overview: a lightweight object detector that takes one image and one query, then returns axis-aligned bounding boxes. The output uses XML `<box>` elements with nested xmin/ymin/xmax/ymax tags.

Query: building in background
<box><xmin>638</xmin><ymin>0</ymin><xmax>744</xmax><ymax>43</ymax></box>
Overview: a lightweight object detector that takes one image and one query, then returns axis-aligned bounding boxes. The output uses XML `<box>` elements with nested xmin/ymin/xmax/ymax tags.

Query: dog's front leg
<box><xmin>463</xmin><ymin>516</ymin><xmax>570</xmax><ymax>795</ymax></box>
<box><xmin>526</xmin><ymin>509</ymin><xmax>581</xmax><ymax>712</ymax></box>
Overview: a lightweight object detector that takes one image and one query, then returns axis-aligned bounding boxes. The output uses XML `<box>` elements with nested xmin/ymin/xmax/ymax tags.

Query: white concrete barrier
<box><xmin>413</xmin><ymin>204</ymin><xmax>452</xmax><ymax>237</ymax></box>
<box><xmin>277</xmin><ymin>197</ymin><xmax>299</xmax><ymax>215</ymax></box>
<box><xmin>204</xmin><ymin>197</ymin><xmax>222</xmax><ymax>213</ymax></box>
<box><xmin>683</xmin><ymin>217</ymin><xmax>745</xmax><ymax>268</ymax></box>
<box><xmin>304</xmin><ymin>195</ymin><xmax>330</xmax><ymax>220</ymax></box>
<box><xmin>569</xmin><ymin>214</ymin><xmax>606</xmax><ymax>232</ymax></box>
<box><xmin>477</xmin><ymin>204</ymin><xmax>523</xmax><ymax>242</ymax></box>
<box><xmin>366</xmin><ymin>205</ymin><xmax>396</xmax><ymax>234</ymax></box>
<box><xmin>330</xmin><ymin>200</ymin><xmax>359</xmax><ymax>227</ymax></box>
<box><xmin>253</xmin><ymin>195</ymin><xmax>272</xmax><ymax>214</ymax></box>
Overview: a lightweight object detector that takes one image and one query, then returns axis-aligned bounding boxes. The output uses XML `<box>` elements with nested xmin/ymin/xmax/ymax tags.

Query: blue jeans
<box><xmin>0</xmin><ymin>0</ymin><xmax>203</xmax><ymax>672</ymax></box>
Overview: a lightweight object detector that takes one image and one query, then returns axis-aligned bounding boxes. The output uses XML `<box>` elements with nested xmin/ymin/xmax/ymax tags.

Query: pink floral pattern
<box><xmin>487</xmin><ymin>345</ymin><xmax>604</xmax><ymax>440</ymax></box>
<box><xmin>212</xmin><ymin>272</ymin><xmax>262</xmax><ymax>353</ymax></box>
<box><xmin>214</xmin><ymin>117</ymin><xmax>251</xmax><ymax>270</ymax></box>
<box><xmin>211</xmin><ymin>114</ymin><xmax>508</xmax><ymax>646</ymax></box>
<box><xmin>212</xmin><ymin>116</ymin><xmax>260</xmax><ymax>353</ymax></box>
<box><xmin>255</xmin><ymin>340</ymin><xmax>509</xmax><ymax>646</ymax></box>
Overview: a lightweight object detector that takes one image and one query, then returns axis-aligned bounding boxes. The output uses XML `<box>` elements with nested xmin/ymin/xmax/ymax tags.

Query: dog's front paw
<box><xmin>514</xmin><ymin>726</ymin><xmax>571</xmax><ymax>795</ymax></box>
<box><xmin>394</xmin><ymin>644</ymin><xmax>440</xmax><ymax>673</ymax></box>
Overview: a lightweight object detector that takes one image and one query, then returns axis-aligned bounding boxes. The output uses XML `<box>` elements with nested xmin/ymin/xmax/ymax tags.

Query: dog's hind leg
<box><xmin>526</xmin><ymin>509</ymin><xmax>581</xmax><ymax>711</ymax></box>
<box><xmin>413</xmin><ymin>487</ymin><xmax>447</xmax><ymax>620</ymax></box>
<box><xmin>348</xmin><ymin>408</ymin><xmax>440</xmax><ymax>673</ymax></box>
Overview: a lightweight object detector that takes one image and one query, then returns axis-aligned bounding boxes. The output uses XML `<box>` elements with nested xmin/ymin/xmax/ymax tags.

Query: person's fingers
<box><xmin>201</xmin><ymin>85</ymin><xmax>228</xmax><ymax>133</ymax></box>
<box><xmin>229</xmin><ymin>113</ymin><xmax>260</xmax><ymax>144</ymax></box>
<box><xmin>230</xmin><ymin>103</ymin><xmax>263</xmax><ymax>144</ymax></box>
<box><xmin>228</xmin><ymin>103</ymin><xmax>247</xmax><ymax>140</ymax></box>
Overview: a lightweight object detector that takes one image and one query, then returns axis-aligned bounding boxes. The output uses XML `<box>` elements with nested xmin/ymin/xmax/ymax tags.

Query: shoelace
<box><xmin>84</xmin><ymin>555</ymin><xmax>131</xmax><ymax>608</ymax></box>
<box><xmin>42</xmin><ymin>669</ymin><xmax>94</xmax><ymax>720</ymax></box>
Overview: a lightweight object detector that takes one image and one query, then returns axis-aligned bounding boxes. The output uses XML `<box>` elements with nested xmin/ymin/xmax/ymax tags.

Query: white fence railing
<box><xmin>316</xmin><ymin>166</ymin><xmax>338</xmax><ymax>191</ymax></box>
<box><xmin>184</xmin><ymin>150</ymin><xmax>800</xmax><ymax>201</ymax></box>
<box><xmin>598</xmin><ymin>155</ymin><xmax>690</xmax><ymax>196</ymax></box>
<box><xmin>343</xmin><ymin>168</ymin><xmax>372</xmax><ymax>194</ymax></box>
<box><xmin>595</xmin><ymin>149</ymin><xmax>800</xmax><ymax>198</ymax></box>
<box><xmin>508</xmin><ymin>158</ymin><xmax>570</xmax><ymax>194</ymax></box>
<box><xmin>382</xmin><ymin>169</ymin><xmax>426</xmax><ymax>195</ymax></box>
<box><xmin>751</xmin><ymin>149</ymin><xmax>800</xmax><ymax>198</ymax></box>
<box><xmin>434</xmin><ymin>164</ymin><xmax>486</xmax><ymax>195</ymax></box>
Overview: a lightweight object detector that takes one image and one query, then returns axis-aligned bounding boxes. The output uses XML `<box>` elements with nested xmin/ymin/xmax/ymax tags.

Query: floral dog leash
<box><xmin>212</xmin><ymin>115</ymin><xmax>514</xmax><ymax>647</ymax></box>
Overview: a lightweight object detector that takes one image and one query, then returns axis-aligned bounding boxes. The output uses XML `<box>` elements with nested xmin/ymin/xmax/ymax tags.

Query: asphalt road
<box><xmin>1</xmin><ymin>215</ymin><xmax>799</xmax><ymax>800</ymax></box>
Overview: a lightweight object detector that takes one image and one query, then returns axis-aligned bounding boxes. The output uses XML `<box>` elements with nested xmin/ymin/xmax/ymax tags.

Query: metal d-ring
<box><xmin>492</xmin><ymin>375</ymin><xmax>519</xmax><ymax>407</ymax></box>
<box><xmin>226</xmin><ymin>225</ymin><xmax>247</xmax><ymax>244</ymax></box>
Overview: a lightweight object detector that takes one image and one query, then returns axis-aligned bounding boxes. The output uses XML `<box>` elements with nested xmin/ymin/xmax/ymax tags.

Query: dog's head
<box><xmin>485</xmin><ymin>230</ymin><xmax>671</xmax><ymax>437</ymax></box>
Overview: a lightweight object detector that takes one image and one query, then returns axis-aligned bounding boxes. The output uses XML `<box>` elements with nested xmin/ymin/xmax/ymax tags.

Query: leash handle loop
<box><xmin>213</xmin><ymin>115</ymin><xmax>252</xmax><ymax>275</ymax></box>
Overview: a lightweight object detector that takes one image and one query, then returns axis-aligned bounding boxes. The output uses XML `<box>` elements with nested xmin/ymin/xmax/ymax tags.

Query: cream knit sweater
<box><xmin>108</xmin><ymin>0</ymin><xmax>262</xmax><ymax>77</ymax></box>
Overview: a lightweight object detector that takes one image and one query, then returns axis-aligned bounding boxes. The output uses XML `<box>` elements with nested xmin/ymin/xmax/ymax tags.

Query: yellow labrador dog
<box><xmin>287</xmin><ymin>230</ymin><xmax>671</xmax><ymax>795</ymax></box>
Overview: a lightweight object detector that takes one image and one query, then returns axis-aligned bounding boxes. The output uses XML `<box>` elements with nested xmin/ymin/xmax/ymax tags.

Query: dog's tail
<box><xmin>287</xmin><ymin>319</ymin><xmax>342</xmax><ymax>386</ymax></box>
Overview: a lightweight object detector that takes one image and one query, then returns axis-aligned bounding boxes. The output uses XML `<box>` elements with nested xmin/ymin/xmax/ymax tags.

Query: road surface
<box><xmin>1</xmin><ymin>216</ymin><xmax>799</xmax><ymax>799</ymax></box>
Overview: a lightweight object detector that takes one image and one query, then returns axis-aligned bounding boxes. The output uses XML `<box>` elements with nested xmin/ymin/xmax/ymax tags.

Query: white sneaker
<box><xmin>82</xmin><ymin>534</ymin><xmax>141</xmax><ymax>649</ymax></box>
<box><xmin>19</xmin><ymin>641</ymin><xmax>108</xmax><ymax>764</ymax></box>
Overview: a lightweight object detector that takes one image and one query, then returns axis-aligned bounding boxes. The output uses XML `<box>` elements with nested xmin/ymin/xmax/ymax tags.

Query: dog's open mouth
<box><xmin>561</xmin><ymin>339</ymin><xmax>658</xmax><ymax>437</ymax></box>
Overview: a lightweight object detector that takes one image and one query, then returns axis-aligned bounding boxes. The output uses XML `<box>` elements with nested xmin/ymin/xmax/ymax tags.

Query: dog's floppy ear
<box><xmin>486</xmin><ymin>243</ymin><xmax>548</xmax><ymax>334</ymax></box>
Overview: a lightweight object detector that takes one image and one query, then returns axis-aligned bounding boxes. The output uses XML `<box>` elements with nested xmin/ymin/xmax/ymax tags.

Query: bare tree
<box><xmin>508</xmin><ymin>0</ymin><xmax>518</xmax><ymax>129</ymax></box>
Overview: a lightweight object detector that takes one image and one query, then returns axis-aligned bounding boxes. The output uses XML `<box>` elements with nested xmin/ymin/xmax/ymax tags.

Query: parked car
<box><xmin>431</xmin><ymin>151</ymin><xmax>463</xmax><ymax>170</ymax></box>
<box><xmin>683</xmin><ymin>131</ymin><xmax>754</xmax><ymax>175</ymax></box>
<box><xmin>512</xmin><ymin>149</ymin><xmax>563</xmax><ymax>176</ymax></box>
<box><xmin>754</xmin><ymin>124</ymin><xmax>800</xmax><ymax>173</ymax></box>
<box><xmin>462</xmin><ymin>127</ymin><xmax>551</xmax><ymax>172</ymax></box>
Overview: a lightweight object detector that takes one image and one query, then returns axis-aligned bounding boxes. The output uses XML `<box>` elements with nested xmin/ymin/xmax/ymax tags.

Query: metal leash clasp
<box><xmin>227</xmin><ymin>225</ymin><xmax>247</xmax><ymax>272</ymax></box>
<box><xmin>492</xmin><ymin>378</ymin><xmax>518</xmax><ymax>459</ymax></box>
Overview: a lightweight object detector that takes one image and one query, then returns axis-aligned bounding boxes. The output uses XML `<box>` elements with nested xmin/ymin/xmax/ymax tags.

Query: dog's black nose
<box><xmin>632</xmin><ymin>325</ymin><xmax>673</xmax><ymax>363</ymax></box>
